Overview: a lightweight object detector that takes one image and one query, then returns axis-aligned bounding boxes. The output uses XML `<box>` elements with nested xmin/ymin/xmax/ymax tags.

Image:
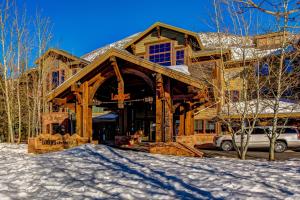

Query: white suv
<box><xmin>215</xmin><ymin>126</ymin><xmax>300</xmax><ymax>153</ymax></box>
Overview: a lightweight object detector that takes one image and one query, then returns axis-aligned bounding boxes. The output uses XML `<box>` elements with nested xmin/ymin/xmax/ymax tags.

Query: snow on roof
<box><xmin>81</xmin><ymin>33</ymin><xmax>140</xmax><ymax>62</ymax></box>
<box><xmin>165</xmin><ymin>65</ymin><xmax>190</xmax><ymax>75</ymax></box>
<box><xmin>198</xmin><ymin>32</ymin><xmax>281</xmax><ymax>61</ymax></box>
<box><xmin>81</xmin><ymin>30</ymin><xmax>283</xmax><ymax>66</ymax></box>
<box><xmin>198</xmin><ymin>32</ymin><xmax>254</xmax><ymax>48</ymax></box>
<box><xmin>230</xmin><ymin>47</ymin><xmax>280</xmax><ymax>61</ymax></box>
<box><xmin>222</xmin><ymin>99</ymin><xmax>300</xmax><ymax>115</ymax></box>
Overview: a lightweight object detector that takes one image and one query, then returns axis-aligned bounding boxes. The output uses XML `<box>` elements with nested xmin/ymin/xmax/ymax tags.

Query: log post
<box><xmin>82</xmin><ymin>82</ymin><xmax>92</xmax><ymax>139</ymax></box>
<box><xmin>184</xmin><ymin>102</ymin><xmax>195</xmax><ymax>135</ymax></box>
<box><xmin>185</xmin><ymin>103</ymin><xmax>192</xmax><ymax>135</ymax></box>
<box><xmin>178</xmin><ymin>105</ymin><xmax>185</xmax><ymax>136</ymax></box>
<box><xmin>155</xmin><ymin>73</ymin><xmax>163</xmax><ymax>142</ymax></box>
<box><xmin>111</xmin><ymin>56</ymin><xmax>125</xmax><ymax>109</ymax></box>
<box><xmin>75</xmin><ymin>103</ymin><xmax>82</xmax><ymax>137</ymax></box>
<box><xmin>164</xmin><ymin>78</ymin><xmax>173</xmax><ymax>142</ymax></box>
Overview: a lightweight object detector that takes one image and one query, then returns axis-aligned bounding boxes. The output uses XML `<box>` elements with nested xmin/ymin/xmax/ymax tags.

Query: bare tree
<box><xmin>232</xmin><ymin>0</ymin><xmax>300</xmax><ymax>161</ymax></box>
<box><xmin>194</xmin><ymin>0</ymin><xmax>267</xmax><ymax>159</ymax></box>
<box><xmin>0</xmin><ymin>0</ymin><xmax>52</xmax><ymax>142</ymax></box>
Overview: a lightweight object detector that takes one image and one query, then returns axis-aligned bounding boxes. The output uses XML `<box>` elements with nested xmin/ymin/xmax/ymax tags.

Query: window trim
<box><xmin>148</xmin><ymin>42</ymin><xmax>172</xmax><ymax>66</ymax></box>
<box><xmin>194</xmin><ymin>119</ymin><xmax>217</xmax><ymax>134</ymax></box>
<box><xmin>175</xmin><ymin>49</ymin><xmax>185</xmax><ymax>65</ymax></box>
<box><xmin>194</xmin><ymin>119</ymin><xmax>204</xmax><ymax>133</ymax></box>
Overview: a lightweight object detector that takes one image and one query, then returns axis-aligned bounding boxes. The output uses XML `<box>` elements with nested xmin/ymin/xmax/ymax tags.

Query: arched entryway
<box><xmin>91</xmin><ymin>72</ymin><xmax>156</xmax><ymax>143</ymax></box>
<box><xmin>47</xmin><ymin>51</ymin><xmax>209</xmax><ymax>145</ymax></box>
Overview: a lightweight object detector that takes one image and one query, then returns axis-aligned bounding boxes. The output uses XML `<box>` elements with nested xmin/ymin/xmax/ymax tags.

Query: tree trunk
<box><xmin>269</xmin><ymin>139</ymin><xmax>275</xmax><ymax>161</ymax></box>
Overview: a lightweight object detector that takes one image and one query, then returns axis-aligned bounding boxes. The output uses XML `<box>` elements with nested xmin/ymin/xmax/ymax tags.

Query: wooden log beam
<box><xmin>71</xmin><ymin>83</ymin><xmax>82</xmax><ymax>93</ymax></box>
<box><xmin>87</xmin><ymin>73</ymin><xmax>103</xmax><ymax>86</ymax></box>
<box><xmin>82</xmin><ymin>82</ymin><xmax>92</xmax><ymax>139</ymax></box>
<box><xmin>178</xmin><ymin>105</ymin><xmax>185</xmax><ymax>136</ymax></box>
<box><xmin>155</xmin><ymin>73</ymin><xmax>163</xmax><ymax>142</ymax></box>
<box><xmin>76</xmin><ymin>103</ymin><xmax>82</xmax><ymax>137</ymax></box>
<box><xmin>164</xmin><ymin>78</ymin><xmax>173</xmax><ymax>142</ymax></box>
<box><xmin>185</xmin><ymin>102</ymin><xmax>194</xmax><ymax>135</ymax></box>
<box><xmin>156</xmin><ymin>26</ymin><xmax>161</xmax><ymax>38</ymax></box>
<box><xmin>65</xmin><ymin>103</ymin><xmax>75</xmax><ymax>112</ymax></box>
<box><xmin>52</xmin><ymin>98</ymin><xmax>67</xmax><ymax>106</ymax></box>
<box><xmin>73</xmin><ymin>92</ymin><xmax>82</xmax><ymax>105</ymax></box>
<box><xmin>110</xmin><ymin>56</ymin><xmax>125</xmax><ymax>109</ymax></box>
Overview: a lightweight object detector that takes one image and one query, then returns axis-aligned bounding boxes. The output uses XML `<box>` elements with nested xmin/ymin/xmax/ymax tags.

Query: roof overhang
<box><xmin>124</xmin><ymin>22</ymin><xmax>204</xmax><ymax>51</ymax></box>
<box><xmin>47</xmin><ymin>48</ymin><xmax>206</xmax><ymax>101</ymax></box>
<box><xmin>36</xmin><ymin>48</ymin><xmax>90</xmax><ymax>65</ymax></box>
<box><xmin>191</xmin><ymin>49</ymin><xmax>231</xmax><ymax>60</ymax></box>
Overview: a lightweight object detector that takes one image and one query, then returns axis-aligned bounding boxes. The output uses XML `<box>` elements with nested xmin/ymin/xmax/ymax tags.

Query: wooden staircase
<box><xmin>149</xmin><ymin>142</ymin><xmax>204</xmax><ymax>157</ymax></box>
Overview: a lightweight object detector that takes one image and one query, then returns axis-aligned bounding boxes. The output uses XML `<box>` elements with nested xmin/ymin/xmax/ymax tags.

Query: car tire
<box><xmin>221</xmin><ymin>141</ymin><xmax>233</xmax><ymax>151</ymax></box>
<box><xmin>274</xmin><ymin>141</ymin><xmax>287</xmax><ymax>153</ymax></box>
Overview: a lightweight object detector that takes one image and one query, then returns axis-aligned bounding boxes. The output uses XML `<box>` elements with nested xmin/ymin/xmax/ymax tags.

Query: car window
<box><xmin>277</xmin><ymin>128</ymin><xmax>298</xmax><ymax>134</ymax></box>
<box><xmin>252</xmin><ymin>128</ymin><xmax>267</xmax><ymax>135</ymax></box>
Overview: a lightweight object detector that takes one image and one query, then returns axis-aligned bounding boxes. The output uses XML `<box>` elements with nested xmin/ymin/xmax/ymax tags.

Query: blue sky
<box><xmin>21</xmin><ymin>0</ymin><xmax>216</xmax><ymax>57</ymax></box>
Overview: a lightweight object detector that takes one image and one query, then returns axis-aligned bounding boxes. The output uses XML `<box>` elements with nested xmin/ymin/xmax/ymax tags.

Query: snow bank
<box><xmin>0</xmin><ymin>144</ymin><xmax>299</xmax><ymax>199</ymax></box>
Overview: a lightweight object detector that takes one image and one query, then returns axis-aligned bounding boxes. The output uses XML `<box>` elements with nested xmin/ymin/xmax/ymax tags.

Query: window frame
<box><xmin>194</xmin><ymin>119</ymin><xmax>204</xmax><ymax>133</ymax></box>
<box><xmin>175</xmin><ymin>49</ymin><xmax>185</xmax><ymax>65</ymax></box>
<box><xmin>148</xmin><ymin>42</ymin><xmax>172</xmax><ymax>66</ymax></box>
<box><xmin>205</xmin><ymin>120</ymin><xmax>216</xmax><ymax>134</ymax></box>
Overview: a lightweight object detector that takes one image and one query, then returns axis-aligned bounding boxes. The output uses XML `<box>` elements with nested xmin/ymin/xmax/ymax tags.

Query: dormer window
<box><xmin>149</xmin><ymin>43</ymin><xmax>171</xmax><ymax>66</ymax></box>
<box><xmin>176</xmin><ymin>50</ymin><xmax>185</xmax><ymax>65</ymax></box>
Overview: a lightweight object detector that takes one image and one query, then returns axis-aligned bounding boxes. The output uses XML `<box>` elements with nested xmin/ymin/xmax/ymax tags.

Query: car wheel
<box><xmin>275</xmin><ymin>141</ymin><xmax>287</xmax><ymax>153</ymax></box>
<box><xmin>221</xmin><ymin>141</ymin><xmax>233</xmax><ymax>151</ymax></box>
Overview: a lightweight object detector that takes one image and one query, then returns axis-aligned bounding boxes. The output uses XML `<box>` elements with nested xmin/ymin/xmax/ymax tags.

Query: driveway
<box><xmin>199</xmin><ymin>148</ymin><xmax>300</xmax><ymax>161</ymax></box>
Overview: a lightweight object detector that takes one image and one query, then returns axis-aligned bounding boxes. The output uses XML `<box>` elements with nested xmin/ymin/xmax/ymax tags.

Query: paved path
<box><xmin>200</xmin><ymin>149</ymin><xmax>300</xmax><ymax>160</ymax></box>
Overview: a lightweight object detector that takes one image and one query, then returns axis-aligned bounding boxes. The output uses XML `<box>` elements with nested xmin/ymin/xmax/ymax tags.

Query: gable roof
<box><xmin>81</xmin><ymin>33</ymin><xmax>140</xmax><ymax>62</ymax></box>
<box><xmin>36</xmin><ymin>48</ymin><xmax>90</xmax><ymax>65</ymax></box>
<box><xmin>47</xmin><ymin>48</ymin><xmax>205</xmax><ymax>101</ymax></box>
<box><xmin>124</xmin><ymin>22</ymin><xmax>204</xmax><ymax>50</ymax></box>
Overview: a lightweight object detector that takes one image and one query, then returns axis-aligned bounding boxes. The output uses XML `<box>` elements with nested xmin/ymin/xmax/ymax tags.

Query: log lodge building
<box><xmin>38</xmin><ymin>22</ymin><xmax>300</xmax><ymax>146</ymax></box>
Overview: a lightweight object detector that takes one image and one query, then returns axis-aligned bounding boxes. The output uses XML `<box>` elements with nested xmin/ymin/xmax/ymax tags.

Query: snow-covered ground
<box><xmin>0</xmin><ymin>143</ymin><xmax>299</xmax><ymax>200</ymax></box>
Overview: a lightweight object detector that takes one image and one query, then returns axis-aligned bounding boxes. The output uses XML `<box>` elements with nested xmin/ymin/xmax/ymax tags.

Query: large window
<box><xmin>176</xmin><ymin>50</ymin><xmax>184</xmax><ymax>65</ymax></box>
<box><xmin>51</xmin><ymin>70</ymin><xmax>65</xmax><ymax>90</ymax></box>
<box><xmin>256</xmin><ymin>63</ymin><xmax>269</xmax><ymax>76</ymax></box>
<box><xmin>284</xmin><ymin>59</ymin><xmax>293</xmax><ymax>73</ymax></box>
<box><xmin>194</xmin><ymin>120</ymin><xmax>216</xmax><ymax>134</ymax></box>
<box><xmin>206</xmin><ymin>121</ymin><xmax>216</xmax><ymax>133</ymax></box>
<box><xmin>60</xmin><ymin>70</ymin><xmax>65</xmax><ymax>83</ymax></box>
<box><xmin>225</xmin><ymin>90</ymin><xmax>240</xmax><ymax>103</ymax></box>
<box><xmin>52</xmin><ymin>71</ymin><xmax>59</xmax><ymax>89</ymax></box>
<box><xmin>194</xmin><ymin>120</ymin><xmax>204</xmax><ymax>133</ymax></box>
<box><xmin>149</xmin><ymin>43</ymin><xmax>171</xmax><ymax>66</ymax></box>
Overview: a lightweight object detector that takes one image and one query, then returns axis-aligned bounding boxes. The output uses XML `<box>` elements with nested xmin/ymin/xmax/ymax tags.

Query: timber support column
<box><xmin>185</xmin><ymin>102</ymin><xmax>194</xmax><ymax>135</ymax></box>
<box><xmin>155</xmin><ymin>73</ymin><xmax>163</xmax><ymax>142</ymax></box>
<box><xmin>178</xmin><ymin>105</ymin><xmax>185</xmax><ymax>136</ymax></box>
<box><xmin>75</xmin><ymin>103</ymin><xmax>82</xmax><ymax>136</ymax></box>
<box><xmin>164</xmin><ymin>78</ymin><xmax>173</xmax><ymax>142</ymax></box>
<box><xmin>82</xmin><ymin>82</ymin><xmax>92</xmax><ymax>139</ymax></box>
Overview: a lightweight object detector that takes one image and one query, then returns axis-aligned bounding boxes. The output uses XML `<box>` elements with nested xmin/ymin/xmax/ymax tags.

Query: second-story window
<box><xmin>52</xmin><ymin>71</ymin><xmax>59</xmax><ymax>89</ymax></box>
<box><xmin>225</xmin><ymin>90</ymin><xmax>240</xmax><ymax>103</ymax></box>
<box><xmin>51</xmin><ymin>69</ymin><xmax>65</xmax><ymax>90</ymax></box>
<box><xmin>256</xmin><ymin>63</ymin><xmax>269</xmax><ymax>76</ymax></box>
<box><xmin>149</xmin><ymin>43</ymin><xmax>171</xmax><ymax>66</ymax></box>
<box><xmin>176</xmin><ymin>50</ymin><xmax>184</xmax><ymax>65</ymax></box>
<box><xmin>61</xmin><ymin>70</ymin><xmax>65</xmax><ymax>83</ymax></box>
<box><xmin>284</xmin><ymin>59</ymin><xmax>293</xmax><ymax>73</ymax></box>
